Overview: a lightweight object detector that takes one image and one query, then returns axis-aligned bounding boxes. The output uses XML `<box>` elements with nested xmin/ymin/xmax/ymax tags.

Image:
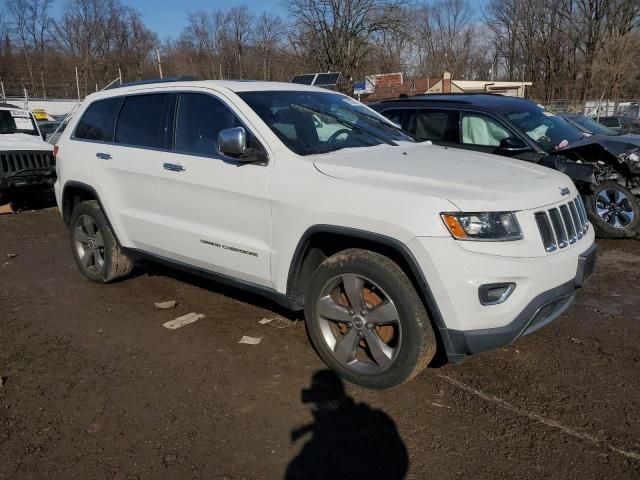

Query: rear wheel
<box><xmin>584</xmin><ymin>182</ymin><xmax>639</xmax><ymax>238</ymax></box>
<box><xmin>69</xmin><ymin>200</ymin><xmax>133</xmax><ymax>283</ymax></box>
<box><xmin>304</xmin><ymin>249</ymin><xmax>437</xmax><ymax>389</ymax></box>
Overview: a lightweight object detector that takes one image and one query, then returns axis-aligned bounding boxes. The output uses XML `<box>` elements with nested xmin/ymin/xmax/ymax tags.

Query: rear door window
<box><xmin>74</xmin><ymin>97</ymin><xmax>121</xmax><ymax>141</ymax></box>
<box><xmin>115</xmin><ymin>94</ymin><xmax>171</xmax><ymax>149</ymax></box>
<box><xmin>406</xmin><ymin>109</ymin><xmax>457</xmax><ymax>142</ymax></box>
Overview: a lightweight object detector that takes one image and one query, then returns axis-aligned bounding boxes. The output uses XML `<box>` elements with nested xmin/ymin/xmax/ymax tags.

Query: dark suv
<box><xmin>370</xmin><ymin>94</ymin><xmax>640</xmax><ymax>238</ymax></box>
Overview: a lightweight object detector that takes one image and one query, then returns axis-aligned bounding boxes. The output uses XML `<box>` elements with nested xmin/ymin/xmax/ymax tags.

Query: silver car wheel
<box><xmin>73</xmin><ymin>214</ymin><xmax>105</xmax><ymax>273</ymax></box>
<box><xmin>596</xmin><ymin>188</ymin><xmax>635</xmax><ymax>229</ymax></box>
<box><xmin>314</xmin><ymin>273</ymin><xmax>402</xmax><ymax>375</ymax></box>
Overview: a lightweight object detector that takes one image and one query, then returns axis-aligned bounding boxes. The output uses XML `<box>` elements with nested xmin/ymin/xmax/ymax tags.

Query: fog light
<box><xmin>479</xmin><ymin>283</ymin><xmax>516</xmax><ymax>305</ymax></box>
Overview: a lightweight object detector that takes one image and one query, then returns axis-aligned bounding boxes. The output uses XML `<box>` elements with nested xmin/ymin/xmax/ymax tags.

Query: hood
<box><xmin>313</xmin><ymin>143</ymin><xmax>576</xmax><ymax>211</ymax></box>
<box><xmin>0</xmin><ymin>133</ymin><xmax>51</xmax><ymax>151</ymax></box>
<box><xmin>558</xmin><ymin>134</ymin><xmax>640</xmax><ymax>157</ymax></box>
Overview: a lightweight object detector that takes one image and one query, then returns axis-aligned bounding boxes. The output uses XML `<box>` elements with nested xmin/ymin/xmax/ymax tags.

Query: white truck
<box><xmin>53</xmin><ymin>80</ymin><xmax>597</xmax><ymax>389</ymax></box>
<box><xmin>0</xmin><ymin>103</ymin><xmax>55</xmax><ymax>206</ymax></box>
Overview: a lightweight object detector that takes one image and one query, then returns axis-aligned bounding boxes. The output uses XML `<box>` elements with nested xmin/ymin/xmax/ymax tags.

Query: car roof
<box><xmin>371</xmin><ymin>93</ymin><xmax>540</xmax><ymax>114</ymax></box>
<box><xmin>89</xmin><ymin>79</ymin><xmax>331</xmax><ymax>101</ymax></box>
<box><xmin>558</xmin><ymin>112</ymin><xmax>580</xmax><ymax>118</ymax></box>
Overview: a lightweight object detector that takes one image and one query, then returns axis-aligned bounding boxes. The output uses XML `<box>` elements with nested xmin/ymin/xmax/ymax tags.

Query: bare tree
<box><xmin>54</xmin><ymin>0</ymin><xmax>156</xmax><ymax>94</ymax></box>
<box><xmin>225</xmin><ymin>6</ymin><xmax>253</xmax><ymax>79</ymax></box>
<box><xmin>287</xmin><ymin>0</ymin><xmax>410</xmax><ymax>91</ymax></box>
<box><xmin>255</xmin><ymin>12</ymin><xmax>283</xmax><ymax>80</ymax></box>
<box><xmin>414</xmin><ymin>0</ymin><xmax>491</xmax><ymax>79</ymax></box>
<box><xmin>6</xmin><ymin>0</ymin><xmax>53</xmax><ymax>94</ymax></box>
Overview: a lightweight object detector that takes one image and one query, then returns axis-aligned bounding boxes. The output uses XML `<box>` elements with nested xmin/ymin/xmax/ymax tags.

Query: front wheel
<box><xmin>584</xmin><ymin>182</ymin><xmax>640</xmax><ymax>239</ymax></box>
<box><xmin>304</xmin><ymin>249</ymin><xmax>437</xmax><ymax>389</ymax></box>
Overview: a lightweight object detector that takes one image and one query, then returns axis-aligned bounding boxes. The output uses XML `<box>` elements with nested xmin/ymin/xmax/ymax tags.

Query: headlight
<box><xmin>441</xmin><ymin>212</ymin><xmax>523</xmax><ymax>241</ymax></box>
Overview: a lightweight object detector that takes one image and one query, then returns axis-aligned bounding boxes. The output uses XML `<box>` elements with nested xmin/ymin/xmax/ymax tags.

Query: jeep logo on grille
<box><xmin>559</xmin><ymin>187</ymin><xmax>570</xmax><ymax>197</ymax></box>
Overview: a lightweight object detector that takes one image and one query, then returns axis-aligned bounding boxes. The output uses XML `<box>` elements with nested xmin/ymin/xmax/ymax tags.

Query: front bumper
<box><xmin>408</xmin><ymin>235</ymin><xmax>597</xmax><ymax>363</ymax></box>
<box><xmin>0</xmin><ymin>170</ymin><xmax>56</xmax><ymax>192</ymax></box>
<box><xmin>445</xmin><ymin>243</ymin><xmax>597</xmax><ymax>362</ymax></box>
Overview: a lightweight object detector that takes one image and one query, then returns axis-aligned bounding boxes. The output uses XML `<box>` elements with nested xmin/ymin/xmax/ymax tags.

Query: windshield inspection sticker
<box><xmin>14</xmin><ymin>118</ymin><xmax>33</xmax><ymax>130</ymax></box>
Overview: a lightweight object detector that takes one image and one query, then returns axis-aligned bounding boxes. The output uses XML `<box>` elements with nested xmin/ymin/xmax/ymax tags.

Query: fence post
<box><xmin>75</xmin><ymin>67</ymin><xmax>81</xmax><ymax>101</ymax></box>
<box><xmin>156</xmin><ymin>48</ymin><xmax>163</xmax><ymax>79</ymax></box>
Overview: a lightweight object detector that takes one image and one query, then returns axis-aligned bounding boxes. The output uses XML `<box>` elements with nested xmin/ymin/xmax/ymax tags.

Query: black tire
<box><xmin>69</xmin><ymin>200</ymin><xmax>133</xmax><ymax>283</ymax></box>
<box><xmin>304</xmin><ymin>249</ymin><xmax>437</xmax><ymax>389</ymax></box>
<box><xmin>584</xmin><ymin>182</ymin><xmax>640</xmax><ymax>239</ymax></box>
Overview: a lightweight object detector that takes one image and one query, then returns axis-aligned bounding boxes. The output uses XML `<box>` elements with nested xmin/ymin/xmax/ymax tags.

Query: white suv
<box><xmin>54</xmin><ymin>80</ymin><xmax>597</xmax><ymax>389</ymax></box>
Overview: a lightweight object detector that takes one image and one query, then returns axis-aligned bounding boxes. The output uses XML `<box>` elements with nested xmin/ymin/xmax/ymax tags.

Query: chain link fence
<box><xmin>543</xmin><ymin>98</ymin><xmax>640</xmax><ymax>135</ymax></box>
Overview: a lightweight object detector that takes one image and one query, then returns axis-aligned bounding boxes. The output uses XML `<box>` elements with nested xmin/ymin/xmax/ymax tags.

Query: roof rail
<box><xmin>105</xmin><ymin>76</ymin><xmax>203</xmax><ymax>90</ymax></box>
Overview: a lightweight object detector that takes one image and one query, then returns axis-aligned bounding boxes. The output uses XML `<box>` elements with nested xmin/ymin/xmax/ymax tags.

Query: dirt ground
<box><xmin>1</xmin><ymin>207</ymin><xmax>639</xmax><ymax>479</ymax></box>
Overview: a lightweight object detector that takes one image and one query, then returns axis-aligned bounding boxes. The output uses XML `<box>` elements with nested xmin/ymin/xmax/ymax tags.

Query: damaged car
<box><xmin>371</xmin><ymin>95</ymin><xmax>639</xmax><ymax>238</ymax></box>
<box><xmin>0</xmin><ymin>103</ymin><xmax>56</xmax><ymax>206</ymax></box>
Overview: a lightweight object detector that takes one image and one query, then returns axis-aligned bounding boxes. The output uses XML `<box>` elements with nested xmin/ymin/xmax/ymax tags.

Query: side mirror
<box><xmin>218</xmin><ymin>127</ymin><xmax>247</xmax><ymax>157</ymax></box>
<box><xmin>499</xmin><ymin>136</ymin><xmax>530</xmax><ymax>152</ymax></box>
<box><xmin>218</xmin><ymin>126</ymin><xmax>267</xmax><ymax>164</ymax></box>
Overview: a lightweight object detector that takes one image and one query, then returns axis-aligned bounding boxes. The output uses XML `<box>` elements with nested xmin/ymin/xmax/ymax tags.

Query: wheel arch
<box><xmin>61</xmin><ymin>181</ymin><xmax>123</xmax><ymax>245</ymax></box>
<box><xmin>286</xmin><ymin>225</ymin><xmax>447</xmax><ymax>332</ymax></box>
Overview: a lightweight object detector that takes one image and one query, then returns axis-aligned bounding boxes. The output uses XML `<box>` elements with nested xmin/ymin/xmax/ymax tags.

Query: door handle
<box><xmin>163</xmin><ymin>163</ymin><xmax>186</xmax><ymax>172</ymax></box>
<box><xmin>96</xmin><ymin>152</ymin><xmax>112</xmax><ymax>160</ymax></box>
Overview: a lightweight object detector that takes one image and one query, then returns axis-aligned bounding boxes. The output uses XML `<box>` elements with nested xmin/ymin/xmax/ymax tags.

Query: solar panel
<box><xmin>314</xmin><ymin>72</ymin><xmax>341</xmax><ymax>87</ymax></box>
<box><xmin>291</xmin><ymin>74</ymin><xmax>316</xmax><ymax>85</ymax></box>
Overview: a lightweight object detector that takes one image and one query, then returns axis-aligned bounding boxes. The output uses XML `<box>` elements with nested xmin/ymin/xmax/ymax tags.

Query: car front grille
<box><xmin>535</xmin><ymin>196</ymin><xmax>589</xmax><ymax>252</ymax></box>
<box><xmin>0</xmin><ymin>150</ymin><xmax>55</xmax><ymax>174</ymax></box>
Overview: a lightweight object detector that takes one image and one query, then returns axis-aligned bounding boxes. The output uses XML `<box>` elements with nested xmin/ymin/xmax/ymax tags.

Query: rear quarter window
<box><xmin>74</xmin><ymin>98</ymin><xmax>121</xmax><ymax>141</ymax></box>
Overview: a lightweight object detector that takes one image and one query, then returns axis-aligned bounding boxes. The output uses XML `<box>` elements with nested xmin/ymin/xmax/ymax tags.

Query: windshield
<box><xmin>506</xmin><ymin>105</ymin><xmax>583</xmax><ymax>151</ymax></box>
<box><xmin>569</xmin><ymin>115</ymin><xmax>619</xmax><ymax>136</ymax></box>
<box><xmin>237</xmin><ymin>91</ymin><xmax>413</xmax><ymax>155</ymax></box>
<box><xmin>0</xmin><ymin>109</ymin><xmax>38</xmax><ymax>135</ymax></box>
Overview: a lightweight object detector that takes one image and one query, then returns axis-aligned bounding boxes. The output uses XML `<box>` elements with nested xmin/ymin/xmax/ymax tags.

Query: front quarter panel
<box><xmin>269</xmin><ymin>151</ymin><xmax>455</xmax><ymax>293</ymax></box>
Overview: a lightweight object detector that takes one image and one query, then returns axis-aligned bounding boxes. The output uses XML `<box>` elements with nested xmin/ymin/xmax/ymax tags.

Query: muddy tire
<box><xmin>584</xmin><ymin>182</ymin><xmax>639</xmax><ymax>239</ymax></box>
<box><xmin>69</xmin><ymin>200</ymin><xmax>133</xmax><ymax>283</ymax></box>
<box><xmin>304</xmin><ymin>248</ymin><xmax>437</xmax><ymax>390</ymax></box>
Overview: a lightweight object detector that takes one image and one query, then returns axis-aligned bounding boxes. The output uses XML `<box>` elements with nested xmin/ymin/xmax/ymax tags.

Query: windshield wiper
<box><xmin>291</xmin><ymin>104</ymin><xmax>397</xmax><ymax>146</ymax></box>
<box><xmin>0</xmin><ymin>128</ymin><xmax>17</xmax><ymax>134</ymax></box>
<box><xmin>345</xmin><ymin>107</ymin><xmax>409</xmax><ymax>137</ymax></box>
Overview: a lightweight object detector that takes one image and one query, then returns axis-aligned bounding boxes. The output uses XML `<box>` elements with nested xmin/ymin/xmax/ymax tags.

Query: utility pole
<box><xmin>156</xmin><ymin>48</ymin><xmax>163</xmax><ymax>79</ymax></box>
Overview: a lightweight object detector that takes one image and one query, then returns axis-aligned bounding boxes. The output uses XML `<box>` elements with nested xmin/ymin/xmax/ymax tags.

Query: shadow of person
<box><xmin>285</xmin><ymin>370</ymin><xmax>408</xmax><ymax>480</ymax></box>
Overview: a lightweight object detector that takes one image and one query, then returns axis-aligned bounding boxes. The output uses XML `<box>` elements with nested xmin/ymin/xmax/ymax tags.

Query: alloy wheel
<box><xmin>595</xmin><ymin>188</ymin><xmax>635</xmax><ymax>229</ymax></box>
<box><xmin>73</xmin><ymin>214</ymin><xmax>105</xmax><ymax>272</ymax></box>
<box><xmin>314</xmin><ymin>273</ymin><xmax>402</xmax><ymax>375</ymax></box>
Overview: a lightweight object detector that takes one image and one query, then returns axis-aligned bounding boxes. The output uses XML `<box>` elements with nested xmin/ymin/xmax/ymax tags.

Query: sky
<box><xmin>49</xmin><ymin>0</ymin><xmax>489</xmax><ymax>41</ymax></box>
<box><xmin>74</xmin><ymin>0</ymin><xmax>287</xmax><ymax>40</ymax></box>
